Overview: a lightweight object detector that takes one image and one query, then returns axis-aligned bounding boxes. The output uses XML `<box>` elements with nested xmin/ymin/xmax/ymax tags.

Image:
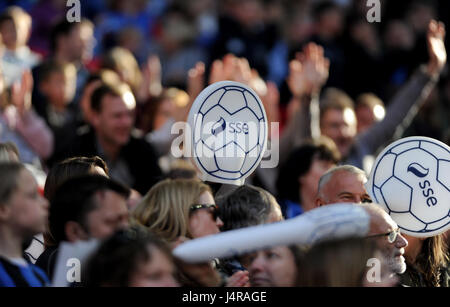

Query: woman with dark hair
<box><xmin>401</xmin><ymin>234</ymin><xmax>449</xmax><ymax>287</ymax></box>
<box><xmin>43</xmin><ymin>156</ymin><xmax>109</xmax><ymax>201</ymax></box>
<box><xmin>35</xmin><ymin>156</ymin><xmax>109</xmax><ymax>275</ymax></box>
<box><xmin>276</xmin><ymin>137</ymin><xmax>340</xmax><ymax>218</ymax></box>
<box><xmin>82</xmin><ymin>226</ymin><xmax>178</xmax><ymax>287</ymax></box>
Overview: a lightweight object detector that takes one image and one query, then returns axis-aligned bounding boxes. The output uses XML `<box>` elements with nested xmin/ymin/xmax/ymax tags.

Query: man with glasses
<box><xmin>314</xmin><ymin>165</ymin><xmax>409</xmax><ymax>277</ymax></box>
<box><xmin>362</xmin><ymin>204</ymin><xmax>409</xmax><ymax>276</ymax></box>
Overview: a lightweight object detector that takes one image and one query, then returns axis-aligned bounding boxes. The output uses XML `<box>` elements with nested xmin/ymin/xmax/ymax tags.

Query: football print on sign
<box><xmin>366</xmin><ymin>136</ymin><xmax>450</xmax><ymax>237</ymax></box>
<box><xmin>187</xmin><ymin>81</ymin><xmax>268</xmax><ymax>185</ymax></box>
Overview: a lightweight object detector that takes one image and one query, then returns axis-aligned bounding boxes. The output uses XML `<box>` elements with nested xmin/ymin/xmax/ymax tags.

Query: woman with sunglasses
<box><xmin>132</xmin><ymin>179</ymin><xmax>248</xmax><ymax>286</ymax></box>
<box><xmin>132</xmin><ymin>178</ymin><xmax>223</xmax><ymax>242</ymax></box>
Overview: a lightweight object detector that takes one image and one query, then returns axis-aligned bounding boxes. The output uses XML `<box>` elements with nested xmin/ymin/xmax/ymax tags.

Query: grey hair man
<box><xmin>315</xmin><ymin>165</ymin><xmax>372</xmax><ymax>206</ymax></box>
<box><xmin>313</xmin><ymin>165</ymin><xmax>409</xmax><ymax>276</ymax></box>
<box><xmin>361</xmin><ymin>204</ymin><xmax>409</xmax><ymax>275</ymax></box>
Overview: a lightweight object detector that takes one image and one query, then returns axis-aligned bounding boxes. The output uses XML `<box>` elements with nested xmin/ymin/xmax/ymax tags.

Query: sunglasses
<box><xmin>190</xmin><ymin>204</ymin><xmax>219</xmax><ymax>220</ymax></box>
<box><xmin>366</xmin><ymin>229</ymin><xmax>401</xmax><ymax>243</ymax></box>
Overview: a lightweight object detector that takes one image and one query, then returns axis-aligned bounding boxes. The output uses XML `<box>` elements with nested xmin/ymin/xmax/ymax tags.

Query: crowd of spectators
<box><xmin>0</xmin><ymin>0</ymin><xmax>448</xmax><ymax>288</ymax></box>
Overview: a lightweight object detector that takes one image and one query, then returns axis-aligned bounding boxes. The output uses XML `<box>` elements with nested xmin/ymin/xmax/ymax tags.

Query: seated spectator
<box><xmin>0</xmin><ymin>162</ymin><xmax>49</xmax><ymax>287</ymax></box>
<box><xmin>66</xmin><ymin>84</ymin><xmax>162</xmax><ymax>195</ymax></box>
<box><xmin>36</xmin><ymin>174</ymin><xmax>130</xmax><ymax>281</ymax></box>
<box><xmin>34</xmin><ymin>60</ymin><xmax>78</xmax><ymax>166</ymax></box>
<box><xmin>41</xmin><ymin>156</ymin><xmax>109</xmax><ymax>250</ymax></box>
<box><xmin>276</xmin><ymin>138</ymin><xmax>340</xmax><ymax>218</ymax></box>
<box><xmin>140</xmin><ymin>88</ymin><xmax>190</xmax><ymax>158</ymax></box>
<box><xmin>315</xmin><ymin>165</ymin><xmax>371</xmax><ymax>205</ymax></box>
<box><xmin>43</xmin><ymin>156</ymin><xmax>109</xmax><ymax>202</ymax></box>
<box><xmin>239</xmin><ymin>245</ymin><xmax>305</xmax><ymax>287</ymax></box>
<box><xmin>0</xmin><ymin>6</ymin><xmax>41</xmax><ymax>87</ymax></box>
<box><xmin>315</xmin><ymin>169</ymin><xmax>409</xmax><ymax>279</ymax></box>
<box><xmin>217</xmin><ymin>185</ymin><xmax>283</xmax><ymax>232</ymax></box>
<box><xmin>132</xmin><ymin>178</ymin><xmax>222</xmax><ymax>243</ymax></box>
<box><xmin>0</xmin><ymin>142</ymin><xmax>47</xmax><ymax>264</ymax></box>
<box><xmin>0</xmin><ymin>66</ymin><xmax>54</xmax><ymax>166</ymax></box>
<box><xmin>297</xmin><ymin>237</ymin><xmax>397</xmax><ymax>287</ymax></box>
<box><xmin>33</xmin><ymin>18</ymin><xmax>94</xmax><ymax>107</ymax></box>
<box><xmin>132</xmin><ymin>178</ymin><xmax>249</xmax><ymax>287</ymax></box>
<box><xmin>82</xmin><ymin>226</ymin><xmax>179</xmax><ymax>287</ymax></box>
<box><xmin>215</xmin><ymin>184</ymin><xmax>283</xmax><ymax>277</ymax></box>
<box><xmin>78</xmin><ymin>69</ymin><xmax>122</xmax><ymax>125</ymax></box>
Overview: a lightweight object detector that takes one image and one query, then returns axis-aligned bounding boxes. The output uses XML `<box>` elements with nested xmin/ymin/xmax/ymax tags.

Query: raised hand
<box><xmin>300</xmin><ymin>43</ymin><xmax>330</xmax><ymax>93</ymax></box>
<box><xmin>260</xmin><ymin>80</ymin><xmax>280</xmax><ymax>128</ymax></box>
<box><xmin>209</xmin><ymin>59</ymin><xmax>225</xmax><ymax>84</ymax></box>
<box><xmin>138</xmin><ymin>54</ymin><xmax>163</xmax><ymax>101</ymax></box>
<box><xmin>187</xmin><ymin>61</ymin><xmax>205</xmax><ymax>102</ymax></box>
<box><xmin>287</xmin><ymin>42</ymin><xmax>330</xmax><ymax>97</ymax></box>
<box><xmin>174</xmin><ymin>61</ymin><xmax>206</xmax><ymax>122</ymax></box>
<box><xmin>207</xmin><ymin>54</ymin><xmax>279</xmax><ymax>127</ymax></box>
<box><xmin>11</xmin><ymin>69</ymin><xmax>33</xmax><ymax>116</ymax></box>
<box><xmin>426</xmin><ymin>20</ymin><xmax>446</xmax><ymax>77</ymax></box>
<box><xmin>209</xmin><ymin>54</ymin><xmax>253</xmax><ymax>85</ymax></box>
<box><xmin>287</xmin><ymin>58</ymin><xmax>307</xmax><ymax>98</ymax></box>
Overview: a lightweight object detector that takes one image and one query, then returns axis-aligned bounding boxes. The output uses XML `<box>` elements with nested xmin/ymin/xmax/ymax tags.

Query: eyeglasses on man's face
<box><xmin>366</xmin><ymin>228</ymin><xmax>401</xmax><ymax>243</ymax></box>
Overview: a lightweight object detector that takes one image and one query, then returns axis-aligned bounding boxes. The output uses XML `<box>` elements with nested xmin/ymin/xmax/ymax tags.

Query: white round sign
<box><xmin>187</xmin><ymin>81</ymin><xmax>268</xmax><ymax>185</ymax></box>
<box><xmin>366</xmin><ymin>136</ymin><xmax>450</xmax><ymax>237</ymax></box>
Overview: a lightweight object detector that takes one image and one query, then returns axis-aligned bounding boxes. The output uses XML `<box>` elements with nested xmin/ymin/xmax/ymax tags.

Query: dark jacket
<box><xmin>65</xmin><ymin>126</ymin><xmax>163</xmax><ymax>195</ymax></box>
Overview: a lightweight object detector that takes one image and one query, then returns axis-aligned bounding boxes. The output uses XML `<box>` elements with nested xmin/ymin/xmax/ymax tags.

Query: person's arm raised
<box><xmin>280</xmin><ymin>43</ymin><xmax>329</xmax><ymax>164</ymax></box>
<box><xmin>357</xmin><ymin>20</ymin><xmax>447</xmax><ymax>154</ymax></box>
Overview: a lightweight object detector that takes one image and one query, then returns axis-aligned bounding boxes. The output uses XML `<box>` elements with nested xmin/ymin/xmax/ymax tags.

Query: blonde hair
<box><xmin>131</xmin><ymin>179</ymin><xmax>212</xmax><ymax>242</ymax></box>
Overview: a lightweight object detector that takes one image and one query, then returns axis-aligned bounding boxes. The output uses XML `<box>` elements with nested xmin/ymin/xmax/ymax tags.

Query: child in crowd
<box><xmin>34</xmin><ymin>60</ymin><xmax>77</xmax><ymax>166</ymax></box>
<box><xmin>0</xmin><ymin>163</ymin><xmax>49</xmax><ymax>287</ymax></box>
